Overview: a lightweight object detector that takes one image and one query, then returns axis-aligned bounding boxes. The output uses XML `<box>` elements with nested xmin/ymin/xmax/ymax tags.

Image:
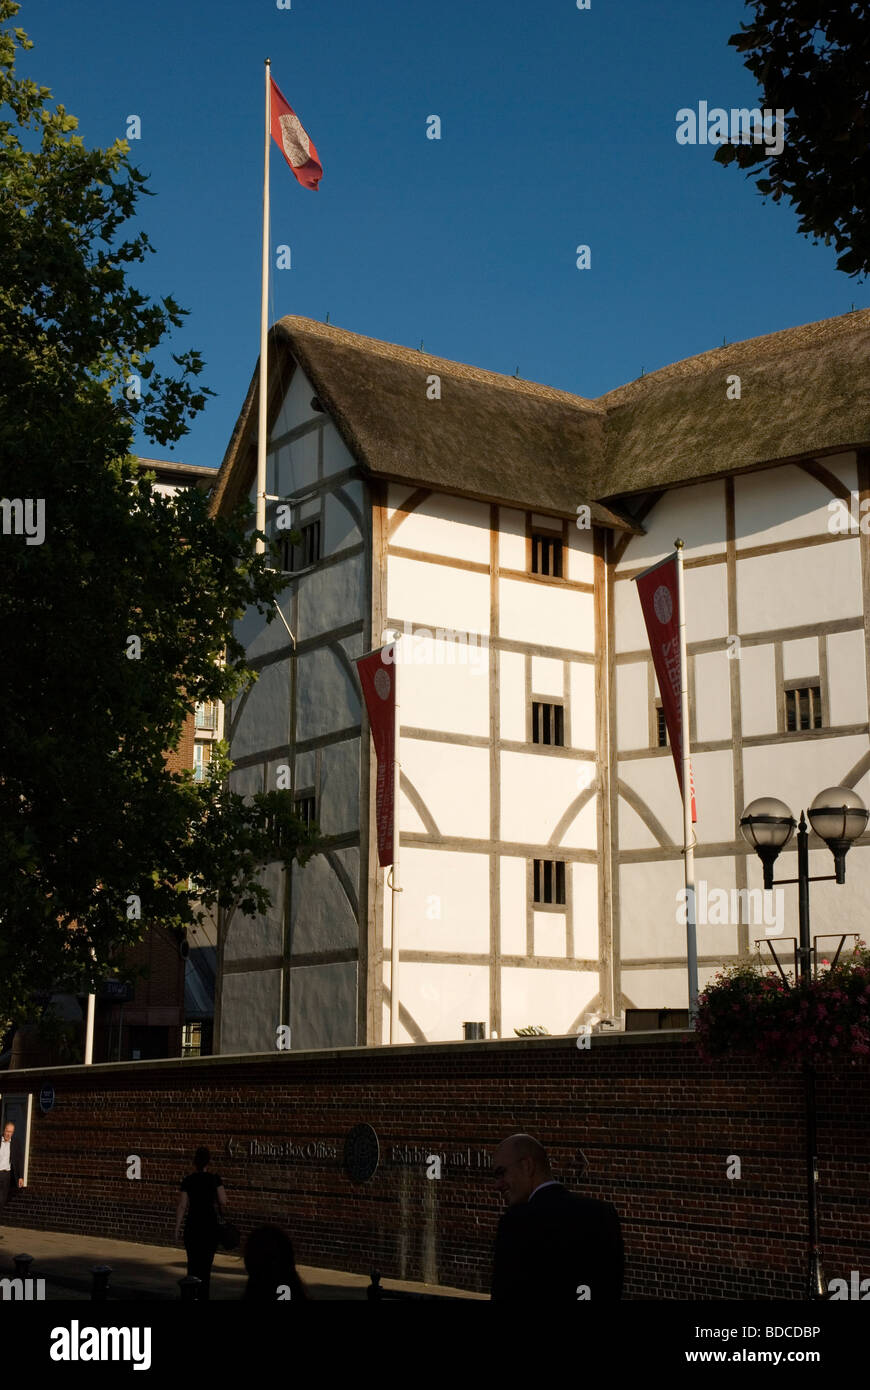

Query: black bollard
<box><xmin>178</xmin><ymin>1276</ymin><xmax>202</xmax><ymax>1301</ymax></box>
<box><xmin>90</xmin><ymin>1264</ymin><xmax>112</xmax><ymax>1301</ymax></box>
<box><xmin>367</xmin><ymin>1270</ymin><xmax>383</xmax><ymax>1300</ymax></box>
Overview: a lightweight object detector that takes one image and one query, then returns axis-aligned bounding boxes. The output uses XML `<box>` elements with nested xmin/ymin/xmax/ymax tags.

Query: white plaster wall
<box><xmin>324</xmin><ymin>482</ymin><xmax>364</xmax><ymax>554</ymax></box>
<box><xmin>782</xmin><ymin>636</ymin><xmax>819</xmax><ymax>680</ymax></box>
<box><xmin>397</xmin><ymin>639</ymin><xmax>489</xmax><ymax>737</ymax></box>
<box><xmin>695</xmin><ymin>649</ymin><xmax>732</xmax><ymax>743</ymax></box>
<box><xmin>498</xmin><ymin>507</ymin><xmax>527</xmax><ymax>570</ymax></box>
<box><xmin>828</xmin><ymin>629</ymin><xmax>868</xmax><ymax>725</ymax></box>
<box><xmin>271</xmin><ymin>432</ymin><xmax>318</xmax><ymax>497</ymax></box>
<box><xmin>570</xmin><ymin>662</ymin><xmax>596</xmax><ymax>749</ymax></box>
<box><xmin>499</xmin><ymin>577</ymin><xmax>594</xmax><ymax>650</ymax></box>
<box><xmin>319</xmin><ymin>739</ymin><xmax>361</xmax><ymax>838</ymax></box>
<box><xmin>271</xmin><ymin>364</ymin><xmax>320</xmax><ymax>437</ymax></box>
<box><xmin>389</xmin><ymin>491</ymin><xmax>490</xmax><ymax>564</ymax></box>
<box><xmin>620</xmin><ymin>859</ymin><xmax>690</xmax><ymax>960</ymax></box>
<box><xmin>683</xmin><ymin>564</ymin><xmax>729</xmax><ymax>643</ymax></box>
<box><xmin>622</xmin><ymin>967</ymin><xmax>689</xmax><ymax>1009</ymax></box>
<box><xmin>617</xmin><ymin>758</ymin><xmax>683</xmax><ymax>847</ymax></box>
<box><xmin>734</xmin><ymin>462</ymin><xmax>852</xmax><ymax>548</ymax></box>
<box><xmin>615</xmin><ymin>480</ymin><xmax>727</xmax><ymax>571</ymax></box>
<box><xmin>296</xmin><ymin>552</ymin><xmax>367</xmax><ymax>643</ymax></box>
<box><xmin>230</xmin><ymin>662</ymin><xmax>290</xmax><ymax>760</ymax></box>
<box><xmin>572</xmin><ymin>861</ymin><xmax>599</xmax><ymax>959</ymax></box>
<box><xmin>294</xmin><ymin>644</ymin><xmax>361</xmax><ymax>744</ymax></box>
<box><xmin>500</xmin><ymin>967</ymin><xmax>598</xmax><ymax>1035</ymax></box>
<box><xmin>290</xmin><ymin>853</ymin><xmax>358</xmax><ymax>953</ymax></box>
<box><xmin>388</xmin><ymin>555</ymin><xmax>490</xmax><ymax>633</ymax></box>
<box><xmin>533</xmin><ymin>912</ymin><xmax>566</xmax><ymax>957</ymax></box>
<box><xmin>393</xmin><ymin>963</ymin><xmax>490</xmax><ymax>1042</ymax></box>
<box><xmin>566</xmin><ymin>523</ymin><xmax>595</xmax><ymax>584</ymax></box>
<box><xmin>219</xmin><ymin>970</ymin><xmax>282</xmax><ymax>1054</ymax></box>
<box><xmin>691</xmin><ymin>749</ymin><xmax>735</xmax><ymax>843</ymax></box>
<box><xmin>321</xmin><ymin>419</ymin><xmax>355</xmax><ymax>478</ymax></box>
<box><xmin>613</xmin><ymin>576</ymin><xmax>649</xmax><ymax>654</ymax></box>
<box><xmin>742</xmin><ymin>733</ymin><xmax>870</xmax><ymax>814</ymax></box>
<box><xmin>399</xmin><ymin>848</ymin><xmax>490</xmax><ymax>954</ymax></box>
<box><xmin>617</xmin><ymin>662</ymin><xmax>649</xmax><ymax>750</ymax></box>
<box><xmin>399</xmin><ymin>740</ymin><xmax>490</xmax><ymax>839</ymax></box>
<box><xmin>224</xmin><ymin>861</ymin><xmax>286</xmax><ymax>962</ymax></box>
<box><xmin>531</xmin><ymin>655</ymin><xmax>563</xmax><ymax>697</ymax></box>
<box><xmin>738</xmin><ymin>643</ymin><xmax>777</xmax><ymax>736</ymax></box>
<box><xmin>736</xmin><ymin>542</ymin><xmax>862</xmax><ymax>632</ymax></box>
<box><xmin>500</xmin><ymin>651</ymin><xmax>526</xmax><ymax>740</ymax></box>
<box><xmin>290</xmin><ymin>962</ymin><xmax>357</xmax><ymax>1049</ymax></box>
<box><xmin>500</xmin><ymin>750</ymin><xmax>597</xmax><ymax>849</ymax></box>
<box><xmin>500</xmin><ymin>856</ymin><xmax>527</xmax><ymax>955</ymax></box>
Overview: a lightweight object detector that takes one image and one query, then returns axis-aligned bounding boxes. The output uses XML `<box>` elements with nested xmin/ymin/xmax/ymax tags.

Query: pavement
<box><xmin>0</xmin><ymin>1225</ymin><xmax>487</xmax><ymax>1301</ymax></box>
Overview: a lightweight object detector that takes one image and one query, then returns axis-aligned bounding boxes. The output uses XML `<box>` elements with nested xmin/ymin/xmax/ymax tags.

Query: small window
<box><xmin>785</xmin><ymin>682</ymin><xmax>823</xmax><ymax>732</ymax></box>
<box><xmin>531</xmin><ymin>533</ymin><xmax>563</xmax><ymax>578</ymax></box>
<box><xmin>656</xmin><ymin>703</ymin><xmax>668</xmax><ymax>748</ymax></box>
<box><xmin>294</xmin><ymin>793</ymin><xmax>316</xmax><ymax>830</ymax></box>
<box><xmin>281</xmin><ymin>518</ymin><xmax>321</xmax><ymax>572</ymax></box>
<box><xmin>532</xmin><ymin>701</ymin><xmax>565</xmax><ymax>746</ymax></box>
<box><xmin>182</xmin><ymin>1023</ymin><xmax>202</xmax><ymax>1059</ymax></box>
<box><xmin>194</xmin><ymin>701</ymin><xmax>217</xmax><ymax>731</ymax></box>
<box><xmin>193</xmin><ymin>742</ymin><xmax>211</xmax><ymax>782</ymax></box>
<box><xmin>533</xmin><ymin>859</ymin><xmax>566</xmax><ymax>906</ymax></box>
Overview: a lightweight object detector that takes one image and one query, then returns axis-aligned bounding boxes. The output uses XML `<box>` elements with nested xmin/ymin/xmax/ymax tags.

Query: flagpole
<box><xmin>390</xmin><ymin>652</ymin><xmax>401</xmax><ymax>1042</ymax></box>
<box><xmin>256</xmin><ymin>57</ymin><xmax>271</xmax><ymax>557</ymax></box>
<box><xmin>675</xmin><ymin>538</ymin><xmax>698</xmax><ymax>1021</ymax></box>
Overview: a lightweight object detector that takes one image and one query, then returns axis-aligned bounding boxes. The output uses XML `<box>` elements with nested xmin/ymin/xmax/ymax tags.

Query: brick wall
<box><xmin>4</xmin><ymin>1034</ymin><xmax>868</xmax><ymax>1298</ymax></box>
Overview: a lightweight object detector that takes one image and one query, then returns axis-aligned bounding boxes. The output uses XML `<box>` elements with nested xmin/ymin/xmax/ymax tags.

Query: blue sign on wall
<box><xmin>39</xmin><ymin>1085</ymin><xmax>55</xmax><ymax>1114</ymax></box>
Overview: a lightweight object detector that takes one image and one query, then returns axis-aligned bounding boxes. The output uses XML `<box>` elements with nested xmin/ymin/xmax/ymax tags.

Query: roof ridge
<box><xmin>275</xmin><ymin>315</ymin><xmax>600</xmax><ymax>412</ymax></box>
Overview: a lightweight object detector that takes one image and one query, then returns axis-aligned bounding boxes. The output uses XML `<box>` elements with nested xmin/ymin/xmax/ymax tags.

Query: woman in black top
<box><xmin>174</xmin><ymin>1146</ymin><xmax>227</xmax><ymax>1299</ymax></box>
<box><xmin>243</xmin><ymin>1225</ymin><xmax>307</xmax><ymax>1301</ymax></box>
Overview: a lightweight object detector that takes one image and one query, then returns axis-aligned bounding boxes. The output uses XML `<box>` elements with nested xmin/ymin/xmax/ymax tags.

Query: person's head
<box><xmin>492</xmin><ymin>1133</ymin><xmax>552</xmax><ymax>1206</ymax></box>
<box><xmin>2</xmin><ymin>1123</ymin><xmax>14</xmax><ymax>1142</ymax></box>
<box><xmin>193</xmin><ymin>1146</ymin><xmax>210</xmax><ymax>1171</ymax></box>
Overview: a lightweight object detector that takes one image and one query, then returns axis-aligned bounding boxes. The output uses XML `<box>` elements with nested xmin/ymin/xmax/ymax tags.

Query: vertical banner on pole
<box><xmin>356</xmin><ymin>644</ymin><xmax>400</xmax><ymax>1040</ymax></box>
<box><xmin>634</xmin><ymin>546</ymin><xmax>699</xmax><ymax>1018</ymax></box>
<box><xmin>356</xmin><ymin>646</ymin><xmax>396</xmax><ymax>866</ymax></box>
<box><xmin>634</xmin><ymin>552</ymin><xmax>697</xmax><ymax>820</ymax></box>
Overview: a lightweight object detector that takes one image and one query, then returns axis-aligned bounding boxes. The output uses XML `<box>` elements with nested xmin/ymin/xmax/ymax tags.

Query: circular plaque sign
<box><xmin>343</xmin><ymin>1123</ymin><xmax>379</xmax><ymax>1183</ymax></box>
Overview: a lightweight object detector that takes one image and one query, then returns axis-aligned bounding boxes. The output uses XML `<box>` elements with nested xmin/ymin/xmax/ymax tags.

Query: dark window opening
<box><xmin>531</xmin><ymin>533</ymin><xmax>563</xmax><ymax>578</ymax></box>
<box><xmin>532</xmin><ymin>701</ymin><xmax>565</xmax><ymax>746</ymax></box>
<box><xmin>533</xmin><ymin>859</ymin><xmax>566</xmax><ymax>906</ymax></box>
<box><xmin>785</xmin><ymin>683</ymin><xmax>823</xmax><ymax>732</ymax></box>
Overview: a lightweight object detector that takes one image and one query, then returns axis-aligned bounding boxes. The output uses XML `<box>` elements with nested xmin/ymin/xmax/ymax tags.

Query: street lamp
<box><xmin>740</xmin><ymin>786</ymin><xmax>868</xmax><ymax>1300</ymax></box>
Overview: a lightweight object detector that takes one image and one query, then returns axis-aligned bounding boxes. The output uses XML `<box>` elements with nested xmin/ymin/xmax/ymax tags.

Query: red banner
<box><xmin>356</xmin><ymin>646</ymin><xmax>396</xmax><ymax>866</ymax></box>
<box><xmin>635</xmin><ymin>553</ymin><xmax>697</xmax><ymax>821</ymax></box>
<box><xmin>270</xmin><ymin>77</ymin><xmax>323</xmax><ymax>190</ymax></box>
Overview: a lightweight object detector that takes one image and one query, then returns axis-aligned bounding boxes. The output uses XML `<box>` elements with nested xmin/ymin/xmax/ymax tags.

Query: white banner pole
<box><xmin>255</xmin><ymin>58</ymin><xmax>271</xmax><ymax>557</ymax></box>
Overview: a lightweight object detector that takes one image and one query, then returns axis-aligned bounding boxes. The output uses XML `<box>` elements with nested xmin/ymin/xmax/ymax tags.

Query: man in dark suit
<box><xmin>491</xmin><ymin>1132</ymin><xmax>624</xmax><ymax>1303</ymax></box>
<box><xmin>0</xmin><ymin>1121</ymin><xmax>25</xmax><ymax>1239</ymax></box>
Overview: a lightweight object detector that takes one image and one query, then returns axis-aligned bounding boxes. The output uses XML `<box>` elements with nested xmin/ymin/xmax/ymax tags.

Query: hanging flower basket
<box><xmin>694</xmin><ymin>940</ymin><xmax>870</xmax><ymax>1068</ymax></box>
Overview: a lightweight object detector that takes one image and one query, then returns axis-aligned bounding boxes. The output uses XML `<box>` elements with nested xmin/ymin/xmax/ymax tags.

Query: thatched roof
<box><xmin>595</xmin><ymin>308</ymin><xmax>870</xmax><ymax>499</ymax></box>
<box><xmin>209</xmin><ymin>318</ymin><xmax>635</xmax><ymax>530</ymax></box>
<box><xmin>212</xmin><ymin>309</ymin><xmax>870</xmax><ymax>522</ymax></box>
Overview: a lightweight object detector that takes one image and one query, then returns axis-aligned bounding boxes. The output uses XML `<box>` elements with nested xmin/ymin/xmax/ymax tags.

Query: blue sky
<box><xmin>18</xmin><ymin>0</ymin><xmax>867</xmax><ymax>470</ymax></box>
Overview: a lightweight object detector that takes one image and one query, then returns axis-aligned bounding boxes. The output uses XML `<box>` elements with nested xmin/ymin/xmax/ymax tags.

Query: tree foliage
<box><xmin>715</xmin><ymin>1</ymin><xmax>870</xmax><ymax>278</ymax></box>
<box><xmin>0</xmin><ymin>3</ymin><xmax>317</xmax><ymax>1022</ymax></box>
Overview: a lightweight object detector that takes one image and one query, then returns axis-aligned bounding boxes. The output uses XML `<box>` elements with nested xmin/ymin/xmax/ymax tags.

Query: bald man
<box><xmin>490</xmin><ymin>1133</ymin><xmax>623</xmax><ymax>1303</ymax></box>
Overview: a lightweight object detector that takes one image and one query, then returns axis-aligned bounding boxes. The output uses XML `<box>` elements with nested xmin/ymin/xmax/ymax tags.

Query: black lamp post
<box><xmin>740</xmin><ymin>786</ymin><xmax>868</xmax><ymax>1300</ymax></box>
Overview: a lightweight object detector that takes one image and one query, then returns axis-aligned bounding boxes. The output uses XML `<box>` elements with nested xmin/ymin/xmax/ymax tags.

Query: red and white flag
<box><xmin>356</xmin><ymin>646</ymin><xmax>396</xmax><ymax>866</ymax></box>
<box><xmin>269</xmin><ymin>77</ymin><xmax>323</xmax><ymax>190</ymax></box>
<box><xmin>635</xmin><ymin>553</ymin><xmax>697</xmax><ymax>822</ymax></box>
